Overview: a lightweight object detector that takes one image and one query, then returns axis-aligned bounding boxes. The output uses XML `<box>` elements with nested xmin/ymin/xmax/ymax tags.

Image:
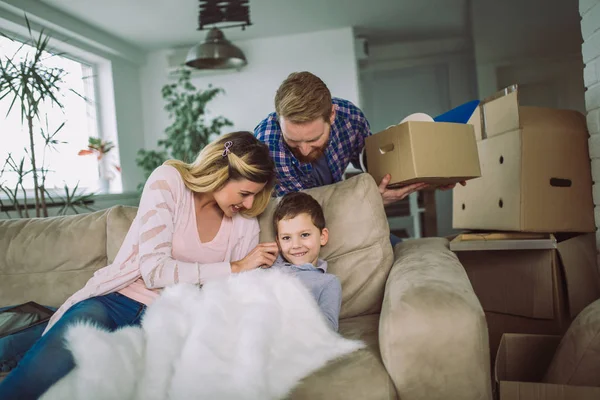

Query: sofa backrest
<box><xmin>258</xmin><ymin>174</ymin><xmax>394</xmax><ymax>319</ymax></box>
<box><xmin>0</xmin><ymin>209</ymin><xmax>112</xmax><ymax>308</ymax></box>
<box><xmin>106</xmin><ymin>206</ymin><xmax>138</xmax><ymax>264</ymax></box>
<box><xmin>0</xmin><ymin>174</ymin><xmax>393</xmax><ymax>318</ymax></box>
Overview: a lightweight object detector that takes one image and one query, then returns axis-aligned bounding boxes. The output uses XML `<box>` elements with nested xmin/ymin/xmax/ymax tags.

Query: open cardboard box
<box><xmin>453</xmin><ymin>85</ymin><xmax>594</xmax><ymax>233</ymax></box>
<box><xmin>450</xmin><ymin>232</ymin><xmax>600</xmax><ymax>322</ymax></box>
<box><xmin>364</xmin><ymin>120</ymin><xmax>481</xmax><ymax>188</ymax></box>
<box><xmin>495</xmin><ymin>333</ymin><xmax>600</xmax><ymax>399</ymax></box>
<box><xmin>485</xmin><ymin>311</ymin><xmax>563</xmax><ymax>370</ymax></box>
<box><xmin>450</xmin><ymin>233</ymin><xmax>600</xmax><ymax>364</ymax></box>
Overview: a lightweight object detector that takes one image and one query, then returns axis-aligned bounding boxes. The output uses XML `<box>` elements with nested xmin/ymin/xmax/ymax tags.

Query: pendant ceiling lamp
<box><xmin>185</xmin><ymin>0</ymin><xmax>251</xmax><ymax>70</ymax></box>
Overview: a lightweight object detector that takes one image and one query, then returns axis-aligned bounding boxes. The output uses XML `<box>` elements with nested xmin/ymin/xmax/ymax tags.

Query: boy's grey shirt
<box><xmin>271</xmin><ymin>255</ymin><xmax>342</xmax><ymax>332</ymax></box>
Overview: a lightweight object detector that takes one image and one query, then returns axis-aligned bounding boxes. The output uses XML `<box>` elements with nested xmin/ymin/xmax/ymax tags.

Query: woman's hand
<box><xmin>231</xmin><ymin>242</ymin><xmax>279</xmax><ymax>273</ymax></box>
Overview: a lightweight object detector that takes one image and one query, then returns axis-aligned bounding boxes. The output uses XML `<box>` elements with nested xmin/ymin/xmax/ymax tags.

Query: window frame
<box><xmin>0</xmin><ymin>30</ymin><xmax>121</xmax><ymax>202</ymax></box>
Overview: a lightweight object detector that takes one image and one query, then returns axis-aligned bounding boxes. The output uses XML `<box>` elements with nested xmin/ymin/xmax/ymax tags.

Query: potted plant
<box><xmin>136</xmin><ymin>68</ymin><xmax>233</xmax><ymax>189</ymax></box>
<box><xmin>78</xmin><ymin>137</ymin><xmax>121</xmax><ymax>192</ymax></box>
<box><xmin>0</xmin><ymin>17</ymin><xmax>92</xmax><ymax>218</ymax></box>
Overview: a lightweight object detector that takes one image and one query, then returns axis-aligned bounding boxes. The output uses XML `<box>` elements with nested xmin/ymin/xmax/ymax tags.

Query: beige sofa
<box><xmin>0</xmin><ymin>174</ymin><xmax>492</xmax><ymax>399</ymax></box>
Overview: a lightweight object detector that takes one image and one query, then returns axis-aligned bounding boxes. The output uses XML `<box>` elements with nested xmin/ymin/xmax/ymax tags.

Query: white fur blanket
<box><xmin>41</xmin><ymin>269</ymin><xmax>364</xmax><ymax>400</ymax></box>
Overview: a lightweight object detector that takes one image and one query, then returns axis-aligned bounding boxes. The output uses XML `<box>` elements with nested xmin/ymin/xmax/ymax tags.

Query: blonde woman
<box><xmin>0</xmin><ymin>131</ymin><xmax>278</xmax><ymax>400</ymax></box>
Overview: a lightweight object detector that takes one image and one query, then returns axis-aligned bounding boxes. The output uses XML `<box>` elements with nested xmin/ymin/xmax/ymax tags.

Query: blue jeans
<box><xmin>390</xmin><ymin>233</ymin><xmax>403</xmax><ymax>248</ymax></box>
<box><xmin>0</xmin><ymin>306</ymin><xmax>56</xmax><ymax>374</ymax></box>
<box><xmin>0</xmin><ymin>292</ymin><xmax>146</xmax><ymax>400</ymax></box>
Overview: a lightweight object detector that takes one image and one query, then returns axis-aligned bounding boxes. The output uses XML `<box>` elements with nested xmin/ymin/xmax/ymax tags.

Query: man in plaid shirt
<box><xmin>254</xmin><ymin>71</ymin><xmax>427</xmax><ymax>205</ymax></box>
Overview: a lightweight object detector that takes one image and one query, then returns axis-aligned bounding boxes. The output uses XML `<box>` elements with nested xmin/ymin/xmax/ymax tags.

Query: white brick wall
<box><xmin>581</xmin><ymin>0</ymin><xmax>600</xmax><ymax>255</ymax></box>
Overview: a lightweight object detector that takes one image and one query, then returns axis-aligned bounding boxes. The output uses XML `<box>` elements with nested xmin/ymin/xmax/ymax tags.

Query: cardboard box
<box><xmin>453</xmin><ymin>85</ymin><xmax>594</xmax><ymax>233</ymax></box>
<box><xmin>365</xmin><ymin>121</ymin><xmax>481</xmax><ymax>188</ymax></box>
<box><xmin>495</xmin><ymin>333</ymin><xmax>600</xmax><ymax>399</ymax></box>
<box><xmin>485</xmin><ymin>311</ymin><xmax>563</xmax><ymax>369</ymax></box>
<box><xmin>451</xmin><ymin>233</ymin><xmax>600</xmax><ymax>320</ymax></box>
<box><xmin>451</xmin><ymin>233</ymin><xmax>600</xmax><ymax>362</ymax></box>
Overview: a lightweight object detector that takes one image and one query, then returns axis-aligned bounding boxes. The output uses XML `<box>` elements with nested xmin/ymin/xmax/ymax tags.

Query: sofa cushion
<box><xmin>0</xmin><ymin>210</ymin><xmax>111</xmax><ymax>308</ymax></box>
<box><xmin>543</xmin><ymin>298</ymin><xmax>600</xmax><ymax>386</ymax></box>
<box><xmin>258</xmin><ymin>174</ymin><xmax>394</xmax><ymax>319</ymax></box>
<box><xmin>289</xmin><ymin>313</ymin><xmax>396</xmax><ymax>400</ymax></box>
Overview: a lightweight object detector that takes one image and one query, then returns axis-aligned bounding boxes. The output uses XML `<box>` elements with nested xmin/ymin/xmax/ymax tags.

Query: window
<box><xmin>0</xmin><ymin>34</ymin><xmax>114</xmax><ymax>197</ymax></box>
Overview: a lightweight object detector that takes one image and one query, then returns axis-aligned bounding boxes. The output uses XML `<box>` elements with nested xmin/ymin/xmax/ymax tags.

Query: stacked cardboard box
<box><xmin>453</xmin><ymin>85</ymin><xmax>594</xmax><ymax>233</ymax></box>
<box><xmin>449</xmin><ymin>85</ymin><xmax>600</xmax><ymax>398</ymax></box>
<box><xmin>450</xmin><ymin>232</ymin><xmax>599</xmax><ymax>364</ymax></box>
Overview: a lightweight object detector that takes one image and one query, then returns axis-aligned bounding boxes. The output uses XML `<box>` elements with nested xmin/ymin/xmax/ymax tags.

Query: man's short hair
<box><xmin>273</xmin><ymin>192</ymin><xmax>326</xmax><ymax>236</ymax></box>
<box><xmin>274</xmin><ymin>72</ymin><xmax>332</xmax><ymax>124</ymax></box>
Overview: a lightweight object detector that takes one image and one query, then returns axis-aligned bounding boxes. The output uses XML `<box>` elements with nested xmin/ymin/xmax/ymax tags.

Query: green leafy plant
<box><xmin>0</xmin><ymin>17</ymin><xmax>88</xmax><ymax>218</ymax></box>
<box><xmin>0</xmin><ymin>154</ymin><xmax>30</xmax><ymax>218</ymax></box>
<box><xmin>136</xmin><ymin>68</ymin><xmax>233</xmax><ymax>189</ymax></box>
<box><xmin>78</xmin><ymin>137</ymin><xmax>121</xmax><ymax>183</ymax></box>
<box><xmin>49</xmin><ymin>182</ymin><xmax>96</xmax><ymax>216</ymax></box>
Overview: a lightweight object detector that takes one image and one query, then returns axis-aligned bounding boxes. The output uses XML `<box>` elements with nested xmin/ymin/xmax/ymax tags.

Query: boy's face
<box><xmin>276</xmin><ymin>213</ymin><xmax>328</xmax><ymax>267</ymax></box>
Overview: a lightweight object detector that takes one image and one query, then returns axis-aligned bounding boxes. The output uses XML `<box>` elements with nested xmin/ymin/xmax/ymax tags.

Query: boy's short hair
<box><xmin>273</xmin><ymin>192</ymin><xmax>326</xmax><ymax>236</ymax></box>
<box><xmin>274</xmin><ymin>72</ymin><xmax>332</xmax><ymax>124</ymax></box>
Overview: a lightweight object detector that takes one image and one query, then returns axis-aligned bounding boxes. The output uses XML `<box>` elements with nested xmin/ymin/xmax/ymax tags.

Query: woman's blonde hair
<box><xmin>165</xmin><ymin>131</ymin><xmax>276</xmax><ymax>217</ymax></box>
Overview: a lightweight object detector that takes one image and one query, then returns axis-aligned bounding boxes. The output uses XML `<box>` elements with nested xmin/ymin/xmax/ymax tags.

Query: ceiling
<box><xmin>39</xmin><ymin>0</ymin><xmax>468</xmax><ymax>50</ymax></box>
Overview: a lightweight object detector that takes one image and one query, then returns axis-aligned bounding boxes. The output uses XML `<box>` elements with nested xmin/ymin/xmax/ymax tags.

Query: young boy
<box><xmin>271</xmin><ymin>192</ymin><xmax>342</xmax><ymax>332</ymax></box>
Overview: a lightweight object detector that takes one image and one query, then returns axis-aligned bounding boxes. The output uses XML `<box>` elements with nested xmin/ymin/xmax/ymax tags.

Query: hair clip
<box><xmin>222</xmin><ymin>141</ymin><xmax>233</xmax><ymax>157</ymax></box>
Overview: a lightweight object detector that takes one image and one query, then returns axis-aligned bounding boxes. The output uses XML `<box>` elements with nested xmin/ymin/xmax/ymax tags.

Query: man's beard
<box><xmin>289</xmin><ymin>141</ymin><xmax>328</xmax><ymax>163</ymax></box>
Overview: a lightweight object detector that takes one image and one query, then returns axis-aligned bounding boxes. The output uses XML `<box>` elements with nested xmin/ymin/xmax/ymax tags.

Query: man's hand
<box><xmin>231</xmin><ymin>242</ymin><xmax>279</xmax><ymax>273</ymax></box>
<box><xmin>378</xmin><ymin>174</ymin><xmax>429</xmax><ymax>206</ymax></box>
<box><xmin>437</xmin><ymin>181</ymin><xmax>467</xmax><ymax>191</ymax></box>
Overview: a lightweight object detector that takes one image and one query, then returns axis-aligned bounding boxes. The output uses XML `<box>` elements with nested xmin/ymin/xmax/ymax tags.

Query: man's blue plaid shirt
<box><xmin>254</xmin><ymin>98</ymin><xmax>371</xmax><ymax>197</ymax></box>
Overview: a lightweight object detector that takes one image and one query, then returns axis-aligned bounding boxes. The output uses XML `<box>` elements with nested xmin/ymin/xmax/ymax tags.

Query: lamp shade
<box><xmin>185</xmin><ymin>28</ymin><xmax>247</xmax><ymax>70</ymax></box>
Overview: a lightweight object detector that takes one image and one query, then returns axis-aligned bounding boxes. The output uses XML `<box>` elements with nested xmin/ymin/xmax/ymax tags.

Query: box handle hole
<box><xmin>499</xmin><ymin>155</ymin><xmax>504</xmax><ymax>164</ymax></box>
<box><xmin>462</xmin><ymin>203</ymin><xmax>466</xmax><ymax>210</ymax></box>
<box><xmin>550</xmin><ymin>178</ymin><xmax>572</xmax><ymax>187</ymax></box>
<box><xmin>498</xmin><ymin>198</ymin><xmax>503</xmax><ymax>208</ymax></box>
<box><xmin>379</xmin><ymin>144</ymin><xmax>395</xmax><ymax>155</ymax></box>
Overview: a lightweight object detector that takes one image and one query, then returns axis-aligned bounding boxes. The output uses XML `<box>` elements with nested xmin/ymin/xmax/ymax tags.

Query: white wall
<box><xmin>110</xmin><ymin>59</ymin><xmax>146</xmax><ymax>192</ymax></box>
<box><xmin>472</xmin><ymin>0</ymin><xmax>585</xmax><ymax>112</ymax></box>
<box><xmin>140</xmin><ymin>27</ymin><xmax>360</xmax><ymax>150</ymax></box>
<box><xmin>580</xmin><ymin>0</ymin><xmax>600</xmax><ymax>259</ymax></box>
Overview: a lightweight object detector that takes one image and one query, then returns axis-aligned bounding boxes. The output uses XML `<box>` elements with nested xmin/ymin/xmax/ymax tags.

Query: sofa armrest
<box><xmin>379</xmin><ymin>238</ymin><xmax>492</xmax><ymax>400</ymax></box>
